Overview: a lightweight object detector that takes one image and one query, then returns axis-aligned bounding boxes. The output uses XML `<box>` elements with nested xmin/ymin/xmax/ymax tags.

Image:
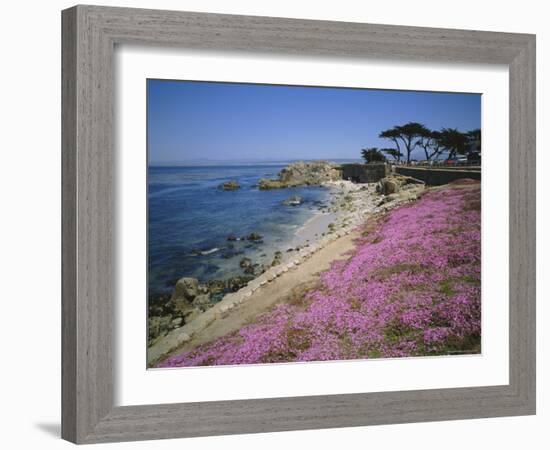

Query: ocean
<box><xmin>148</xmin><ymin>164</ymin><xmax>333</xmax><ymax>296</ymax></box>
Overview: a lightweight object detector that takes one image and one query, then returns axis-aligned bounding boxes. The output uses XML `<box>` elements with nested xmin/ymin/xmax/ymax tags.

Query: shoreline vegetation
<box><xmin>147</xmin><ymin>160</ymin><xmax>481</xmax><ymax>367</ymax></box>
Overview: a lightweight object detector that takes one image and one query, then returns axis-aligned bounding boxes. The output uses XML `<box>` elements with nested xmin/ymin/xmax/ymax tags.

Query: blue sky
<box><xmin>148</xmin><ymin>79</ymin><xmax>481</xmax><ymax>164</ymax></box>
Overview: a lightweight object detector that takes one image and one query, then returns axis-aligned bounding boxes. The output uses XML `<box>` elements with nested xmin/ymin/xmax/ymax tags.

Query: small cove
<box><xmin>148</xmin><ymin>164</ymin><xmax>333</xmax><ymax>296</ymax></box>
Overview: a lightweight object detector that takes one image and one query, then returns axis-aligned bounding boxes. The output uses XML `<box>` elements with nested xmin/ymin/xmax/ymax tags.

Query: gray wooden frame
<box><xmin>62</xmin><ymin>4</ymin><xmax>536</xmax><ymax>444</ymax></box>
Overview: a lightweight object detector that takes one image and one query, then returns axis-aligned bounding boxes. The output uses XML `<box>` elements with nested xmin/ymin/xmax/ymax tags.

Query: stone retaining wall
<box><xmin>341</xmin><ymin>163</ymin><xmax>388</xmax><ymax>183</ymax></box>
<box><xmin>395</xmin><ymin>166</ymin><xmax>481</xmax><ymax>186</ymax></box>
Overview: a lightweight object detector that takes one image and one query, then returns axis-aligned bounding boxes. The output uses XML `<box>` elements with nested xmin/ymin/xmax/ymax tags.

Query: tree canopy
<box><xmin>416</xmin><ymin>128</ymin><xmax>444</xmax><ymax>161</ymax></box>
<box><xmin>361</xmin><ymin>147</ymin><xmax>387</xmax><ymax>163</ymax></box>
<box><xmin>439</xmin><ymin>128</ymin><xmax>470</xmax><ymax>160</ymax></box>
<box><xmin>371</xmin><ymin>123</ymin><xmax>480</xmax><ymax>163</ymax></box>
<box><xmin>466</xmin><ymin>128</ymin><xmax>481</xmax><ymax>151</ymax></box>
<box><xmin>379</xmin><ymin>122</ymin><xmax>426</xmax><ymax>164</ymax></box>
<box><xmin>380</xmin><ymin>148</ymin><xmax>403</xmax><ymax>161</ymax></box>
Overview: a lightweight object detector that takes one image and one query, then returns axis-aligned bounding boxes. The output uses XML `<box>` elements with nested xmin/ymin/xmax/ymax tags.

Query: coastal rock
<box><xmin>207</xmin><ymin>279</ymin><xmax>226</xmax><ymax>295</ymax></box>
<box><xmin>259</xmin><ymin>161</ymin><xmax>341</xmax><ymax>190</ymax></box>
<box><xmin>219</xmin><ymin>180</ymin><xmax>240</xmax><ymax>190</ymax></box>
<box><xmin>376</xmin><ymin>175</ymin><xmax>424</xmax><ymax>196</ymax></box>
<box><xmin>271</xmin><ymin>250</ymin><xmax>283</xmax><ymax>267</ymax></box>
<box><xmin>170</xmin><ymin>277</ymin><xmax>200</xmax><ymax>313</ymax></box>
<box><xmin>239</xmin><ymin>257</ymin><xmax>253</xmax><ymax>268</ymax></box>
<box><xmin>171</xmin><ymin>317</ymin><xmax>183</xmax><ymax>328</ymax></box>
<box><xmin>377</xmin><ymin>195</ymin><xmax>396</xmax><ymax>206</ymax></box>
<box><xmin>147</xmin><ymin>293</ymin><xmax>172</xmax><ymax>317</ymax></box>
<box><xmin>239</xmin><ymin>258</ymin><xmax>258</xmax><ymax>275</ymax></box>
<box><xmin>246</xmin><ymin>232</ymin><xmax>262</xmax><ymax>241</ymax></box>
<box><xmin>258</xmin><ymin>179</ymin><xmax>287</xmax><ymax>190</ymax></box>
<box><xmin>198</xmin><ymin>284</ymin><xmax>209</xmax><ymax>294</ymax></box>
<box><xmin>226</xmin><ymin>275</ymin><xmax>255</xmax><ymax>292</ymax></box>
<box><xmin>171</xmin><ymin>277</ymin><xmax>199</xmax><ymax>301</ymax></box>
<box><xmin>380</xmin><ymin>179</ymin><xmax>399</xmax><ymax>195</ymax></box>
<box><xmin>171</xmin><ymin>300</ymin><xmax>195</xmax><ymax>316</ymax></box>
<box><xmin>192</xmin><ymin>293</ymin><xmax>211</xmax><ymax>307</ymax></box>
<box><xmin>148</xmin><ymin>315</ymin><xmax>172</xmax><ymax>341</ymax></box>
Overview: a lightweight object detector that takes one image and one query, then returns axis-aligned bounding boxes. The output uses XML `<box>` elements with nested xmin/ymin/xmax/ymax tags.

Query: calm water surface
<box><xmin>148</xmin><ymin>165</ymin><xmax>331</xmax><ymax>295</ymax></box>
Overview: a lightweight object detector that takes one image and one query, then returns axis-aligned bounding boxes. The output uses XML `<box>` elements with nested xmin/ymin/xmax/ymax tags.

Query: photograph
<box><xmin>146</xmin><ymin>80</ymin><xmax>482</xmax><ymax>368</ymax></box>
<box><xmin>1</xmin><ymin>1</ymin><xmax>542</xmax><ymax>447</ymax></box>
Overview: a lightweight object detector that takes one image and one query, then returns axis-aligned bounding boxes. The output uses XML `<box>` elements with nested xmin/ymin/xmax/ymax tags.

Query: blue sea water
<box><xmin>148</xmin><ymin>165</ymin><xmax>331</xmax><ymax>295</ymax></box>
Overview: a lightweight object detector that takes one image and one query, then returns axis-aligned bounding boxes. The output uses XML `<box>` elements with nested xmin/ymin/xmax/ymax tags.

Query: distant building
<box><xmin>340</xmin><ymin>163</ymin><xmax>388</xmax><ymax>183</ymax></box>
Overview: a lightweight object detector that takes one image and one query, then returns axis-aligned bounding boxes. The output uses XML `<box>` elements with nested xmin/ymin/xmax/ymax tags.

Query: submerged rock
<box><xmin>239</xmin><ymin>257</ymin><xmax>253</xmax><ymax>268</ymax></box>
<box><xmin>221</xmin><ymin>249</ymin><xmax>244</xmax><ymax>259</ymax></box>
<box><xmin>207</xmin><ymin>279</ymin><xmax>226</xmax><ymax>295</ymax></box>
<box><xmin>219</xmin><ymin>180</ymin><xmax>240</xmax><ymax>190</ymax></box>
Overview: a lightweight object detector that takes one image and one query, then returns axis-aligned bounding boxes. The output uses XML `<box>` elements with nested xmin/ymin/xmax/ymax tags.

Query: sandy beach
<box><xmin>261</xmin><ymin>181</ymin><xmax>380</xmax><ymax>269</ymax></box>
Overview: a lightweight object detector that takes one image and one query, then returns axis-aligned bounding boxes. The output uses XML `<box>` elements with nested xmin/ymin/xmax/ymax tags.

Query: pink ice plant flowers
<box><xmin>157</xmin><ymin>183</ymin><xmax>481</xmax><ymax>367</ymax></box>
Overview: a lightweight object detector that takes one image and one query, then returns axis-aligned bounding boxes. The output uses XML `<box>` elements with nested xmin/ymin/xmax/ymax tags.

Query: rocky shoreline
<box><xmin>258</xmin><ymin>160</ymin><xmax>341</xmax><ymax>189</ymax></box>
<box><xmin>147</xmin><ymin>168</ymin><xmax>426</xmax><ymax>366</ymax></box>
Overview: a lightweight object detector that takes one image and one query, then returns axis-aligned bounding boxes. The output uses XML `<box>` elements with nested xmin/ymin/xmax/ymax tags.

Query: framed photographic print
<box><xmin>62</xmin><ymin>5</ymin><xmax>536</xmax><ymax>444</ymax></box>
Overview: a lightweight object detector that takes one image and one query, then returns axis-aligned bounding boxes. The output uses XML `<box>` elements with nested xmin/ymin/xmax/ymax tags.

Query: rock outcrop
<box><xmin>219</xmin><ymin>180</ymin><xmax>240</xmax><ymax>190</ymax></box>
<box><xmin>148</xmin><ymin>277</ymin><xmax>217</xmax><ymax>345</ymax></box>
<box><xmin>170</xmin><ymin>277</ymin><xmax>199</xmax><ymax>303</ymax></box>
<box><xmin>375</xmin><ymin>175</ymin><xmax>425</xmax><ymax>207</ymax></box>
<box><xmin>192</xmin><ymin>293</ymin><xmax>211</xmax><ymax>307</ymax></box>
<box><xmin>259</xmin><ymin>161</ymin><xmax>341</xmax><ymax>190</ymax></box>
<box><xmin>376</xmin><ymin>174</ymin><xmax>424</xmax><ymax>196</ymax></box>
<box><xmin>239</xmin><ymin>257</ymin><xmax>253</xmax><ymax>269</ymax></box>
<box><xmin>246</xmin><ymin>232</ymin><xmax>262</xmax><ymax>241</ymax></box>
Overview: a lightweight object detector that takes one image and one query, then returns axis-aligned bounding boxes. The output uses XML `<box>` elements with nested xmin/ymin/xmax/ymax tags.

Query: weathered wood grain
<box><xmin>61</xmin><ymin>5</ymin><xmax>536</xmax><ymax>444</ymax></box>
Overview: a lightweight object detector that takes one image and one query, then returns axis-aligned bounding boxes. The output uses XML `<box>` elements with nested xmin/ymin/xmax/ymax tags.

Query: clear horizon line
<box><xmin>148</xmin><ymin>157</ymin><xmax>363</xmax><ymax>166</ymax></box>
